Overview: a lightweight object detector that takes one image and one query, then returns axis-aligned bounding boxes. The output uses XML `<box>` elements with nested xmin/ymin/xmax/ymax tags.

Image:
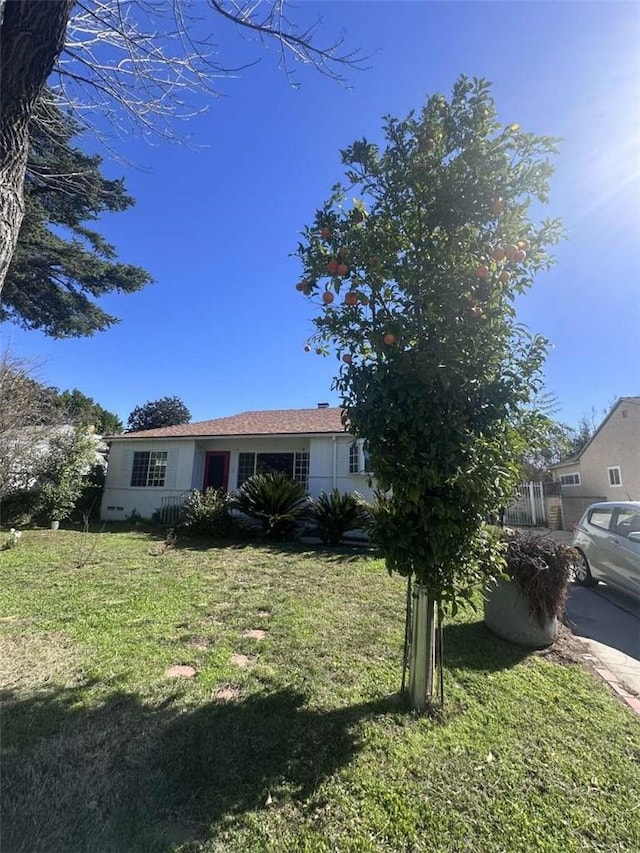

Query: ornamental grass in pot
<box><xmin>484</xmin><ymin>533</ymin><xmax>577</xmax><ymax>648</ymax></box>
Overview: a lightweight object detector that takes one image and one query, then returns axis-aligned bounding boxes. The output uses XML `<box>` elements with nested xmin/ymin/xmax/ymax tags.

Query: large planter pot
<box><xmin>484</xmin><ymin>578</ymin><xmax>558</xmax><ymax>648</ymax></box>
<box><xmin>50</xmin><ymin>520</ymin><xmax>60</xmax><ymax>531</ymax></box>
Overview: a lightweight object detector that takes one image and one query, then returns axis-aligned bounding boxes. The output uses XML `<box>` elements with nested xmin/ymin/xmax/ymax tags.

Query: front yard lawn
<box><xmin>1</xmin><ymin>528</ymin><xmax>639</xmax><ymax>852</ymax></box>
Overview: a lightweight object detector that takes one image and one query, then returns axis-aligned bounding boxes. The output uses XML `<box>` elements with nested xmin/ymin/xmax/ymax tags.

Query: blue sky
<box><xmin>3</xmin><ymin>1</ymin><xmax>639</xmax><ymax>429</ymax></box>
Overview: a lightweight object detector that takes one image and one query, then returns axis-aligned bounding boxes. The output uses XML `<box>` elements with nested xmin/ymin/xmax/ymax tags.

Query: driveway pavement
<box><xmin>523</xmin><ymin>527</ymin><xmax>640</xmax><ymax>707</ymax></box>
<box><xmin>564</xmin><ymin>582</ymin><xmax>640</xmax><ymax>697</ymax></box>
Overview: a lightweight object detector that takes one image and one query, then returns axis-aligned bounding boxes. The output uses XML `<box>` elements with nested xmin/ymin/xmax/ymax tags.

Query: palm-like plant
<box><xmin>308</xmin><ymin>488</ymin><xmax>365</xmax><ymax>545</ymax></box>
<box><xmin>232</xmin><ymin>472</ymin><xmax>309</xmax><ymax>539</ymax></box>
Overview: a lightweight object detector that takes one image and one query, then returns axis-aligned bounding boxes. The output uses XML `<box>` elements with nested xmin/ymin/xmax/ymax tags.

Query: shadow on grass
<box><xmin>444</xmin><ymin>620</ymin><xmax>531</xmax><ymax>672</ymax></box>
<box><xmin>1</xmin><ymin>683</ymin><xmax>400</xmax><ymax>852</ymax></box>
<box><xmin>173</xmin><ymin>535</ymin><xmax>377</xmax><ymax>564</ymax></box>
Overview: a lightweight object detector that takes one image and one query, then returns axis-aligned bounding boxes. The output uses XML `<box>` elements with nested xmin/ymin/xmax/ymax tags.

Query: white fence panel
<box><xmin>504</xmin><ymin>482</ymin><xmax>547</xmax><ymax>527</ymax></box>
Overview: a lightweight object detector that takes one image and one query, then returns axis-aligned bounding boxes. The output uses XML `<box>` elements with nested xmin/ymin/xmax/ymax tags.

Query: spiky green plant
<box><xmin>232</xmin><ymin>473</ymin><xmax>309</xmax><ymax>539</ymax></box>
<box><xmin>309</xmin><ymin>488</ymin><xmax>365</xmax><ymax>545</ymax></box>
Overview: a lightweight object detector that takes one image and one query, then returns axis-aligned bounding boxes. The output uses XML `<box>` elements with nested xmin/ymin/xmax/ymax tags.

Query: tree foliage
<box><xmin>1</xmin><ymin>95</ymin><xmax>152</xmax><ymax>338</ymax></box>
<box><xmin>127</xmin><ymin>396</ymin><xmax>191</xmax><ymax>432</ymax></box>
<box><xmin>295</xmin><ymin>76</ymin><xmax>563</xmax><ymax>609</ymax></box>
<box><xmin>37</xmin><ymin>426</ymin><xmax>103</xmax><ymax>522</ymax></box>
<box><xmin>0</xmin><ymin>0</ymin><xmax>364</xmax><ymax>296</ymax></box>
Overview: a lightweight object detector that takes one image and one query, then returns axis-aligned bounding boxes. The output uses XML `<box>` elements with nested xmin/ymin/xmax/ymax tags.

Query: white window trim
<box><xmin>349</xmin><ymin>439</ymin><xmax>371</xmax><ymax>475</ymax></box>
<box><xmin>559</xmin><ymin>472</ymin><xmax>581</xmax><ymax>487</ymax></box>
<box><xmin>130</xmin><ymin>450</ymin><xmax>168</xmax><ymax>488</ymax></box>
<box><xmin>608</xmin><ymin>465</ymin><xmax>622</xmax><ymax>487</ymax></box>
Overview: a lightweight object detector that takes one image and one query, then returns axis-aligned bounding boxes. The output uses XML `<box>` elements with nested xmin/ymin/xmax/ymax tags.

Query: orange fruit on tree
<box><xmin>504</xmin><ymin>244</ymin><xmax>519</xmax><ymax>262</ymax></box>
<box><xmin>345</xmin><ymin>292</ymin><xmax>359</xmax><ymax>306</ymax></box>
<box><xmin>327</xmin><ymin>259</ymin><xmax>339</xmax><ymax>275</ymax></box>
<box><xmin>498</xmin><ymin>270</ymin><xmax>511</xmax><ymax>284</ymax></box>
<box><xmin>383</xmin><ymin>333</ymin><xmax>396</xmax><ymax>345</ymax></box>
<box><xmin>320</xmin><ymin>227</ymin><xmax>331</xmax><ymax>240</ymax></box>
<box><xmin>518</xmin><ymin>239</ymin><xmax>531</xmax><ymax>251</ymax></box>
<box><xmin>491</xmin><ymin>247</ymin><xmax>506</xmax><ymax>262</ymax></box>
<box><xmin>342</xmin><ymin>354</ymin><xmax>352</xmax><ymax>365</ymax></box>
<box><xmin>322</xmin><ymin>291</ymin><xmax>334</xmax><ymax>305</ymax></box>
<box><xmin>491</xmin><ymin>198</ymin><xmax>504</xmax><ymax>216</ymax></box>
<box><xmin>337</xmin><ymin>263</ymin><xmax>349</xmax><ymax>277</ymax></box>
<box><xmin>476</xmin><ymin>264</ymin><xmax>489</xmax><ymax>278</ymax></box>
<box><xmin>514</xmin><ymin>249</ymin><xmax>527</xmax><ymax>263</ymax></box>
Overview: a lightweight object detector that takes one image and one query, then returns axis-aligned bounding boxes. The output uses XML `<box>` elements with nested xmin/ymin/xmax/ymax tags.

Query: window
<box><xmin>608</xmin><ymin>466</ymin><xmax>622</xmax><ymax>487</ymax></box>
<box><xmin>559</xmin><ymin>472</ymin><xmax>580</xmax><ymax>486</ymax></box>
<box><xmin>589</xmin><ymin>507</ymin><xmax>613</xmax><ymax>531</ymax></box>
<box><xmin>237</xmin><ymin>453</ymin><xmax>256</xmax><ymax>488</ymax></box>
<box><xmin>130</xmin><ymin>451</ymin><xmax>167</xmax><ymax>487</ymax></box>
<box><xmin>614</xmin><ymin>508</ymin><xmax>640</xmax><ymax>538</ymax></box>
<box><xmin>236</xmin><ymin>451</ymin><xmax>309</xmax><ymax>489</ymax></box>
<box><xmin>349</xmin><ymin>444</ymin><xmax>359</xmax><ymax>474</ymax></box>
<box><xmin>349</xmin><ymin>440</ymin><xmax>371</xmax><ymax>474</ymax></box>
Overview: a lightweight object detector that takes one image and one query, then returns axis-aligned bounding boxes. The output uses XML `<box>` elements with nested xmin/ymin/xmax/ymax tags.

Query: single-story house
<box><xmin>100</xmin><ymin>405</ymin><xmax>375</xmax><ymax>521</ymax></box>
<box><xmin>550</xmin><ymin>397</ymin><xmax>640</xmax><ymax>528</ymax></box>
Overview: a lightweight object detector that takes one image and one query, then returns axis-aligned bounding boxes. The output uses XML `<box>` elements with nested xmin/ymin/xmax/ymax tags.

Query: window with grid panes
<box><xmin>236</xmin><ymin>451</ymin><xmax>309</xmax><ymax>489</ymax></box>
<box><xmin>237</xmin><ymin>452</ymin><xmax>256</xmax><ymax>488</ymax></box>
<box><xmin>130</xmin><ymin>451</ymin><xmax>167</xmax><ymax>487</ymax></box>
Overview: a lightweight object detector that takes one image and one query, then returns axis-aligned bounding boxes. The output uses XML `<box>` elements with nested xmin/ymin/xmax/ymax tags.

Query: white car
<box><xmin>572</xmin><ymin>501</ymin><xmax>640</xmax><ymax>598</ymax></box>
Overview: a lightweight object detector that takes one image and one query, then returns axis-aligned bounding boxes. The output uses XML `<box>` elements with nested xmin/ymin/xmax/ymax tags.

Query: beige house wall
<box><xmin>552</xmin><ymin>400</ymin><xmax>640</xmax><ymax>501</ymax></box>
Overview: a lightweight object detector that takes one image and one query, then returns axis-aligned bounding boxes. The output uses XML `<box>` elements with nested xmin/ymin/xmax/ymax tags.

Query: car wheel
<box><xmin>573</xmin><ymin>550</ymin><xmax>597</xmax><ymax>587</ymax></box>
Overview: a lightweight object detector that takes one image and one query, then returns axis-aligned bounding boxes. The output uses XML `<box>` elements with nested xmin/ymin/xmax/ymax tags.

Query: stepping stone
<box><xmin>230</xmin><ymin>653</ymin><xmax>254</xmax><ymax>668</ymax></box>
<box><xmin>164</xmin><ymin>665</ymin><xmax>196</xmax><ymax>678</ymax></box>
<box><xmin>241</xmin><ymin>629</ymin><xmax>268</xmax><ymax>640</ymax></box>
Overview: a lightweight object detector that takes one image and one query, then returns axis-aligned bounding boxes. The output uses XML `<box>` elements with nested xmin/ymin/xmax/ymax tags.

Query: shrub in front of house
<box><xmin>308</xmin><ymin>488</ymin><xmax>365</xmax><ymax>545</ymax></box>
<box><xmin>0</xmin><ymin>490</ymin><xmax>41</xmax><ymax>528</ymax></box>
<box><xmin>177</xmin><ymin>488</ymin><xmax>233</xmax><ymax>537</ymax></box>
<box><xmin>232</xmin><ymin>472</ymin><xmax>309</xmax><ymax>540</ymax></box>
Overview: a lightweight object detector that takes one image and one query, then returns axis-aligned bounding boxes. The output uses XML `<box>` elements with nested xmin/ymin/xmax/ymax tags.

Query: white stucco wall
<box><xmin>101</xmin><ymin>433</ymin><xmax>379</xmax><ymax>520</ymax></box>
<box><xmin>100</xmin><ymin>439</ymin><xmax>196</xmax><ymax>520</ymax></box>
<box><xmin>308</xmin><ymin>436</ymin><xmax>376</xmax><ymax>500</ymax></box>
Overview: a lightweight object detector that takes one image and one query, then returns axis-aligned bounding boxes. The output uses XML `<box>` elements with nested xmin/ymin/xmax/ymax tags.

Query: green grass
<box><xmin>1</xmin><ymin>527</ymin><xmax>639</xmax><ymax>852</ymax></box>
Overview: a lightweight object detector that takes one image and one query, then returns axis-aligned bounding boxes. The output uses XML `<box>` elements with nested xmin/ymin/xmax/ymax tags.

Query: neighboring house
<box><xmin>100</xmin><ymin>406</ymin><xmax>375</xmax><ymax>521</ymax></box>
<box><xmin>550</xmin><ymin>397</ymin><xmax>640</xmax><ymax>528</ymax></box>
<box><xmin>0</xmin><ymin>424</ymin><xmax>106</xmax><ymax>497</ymax></box>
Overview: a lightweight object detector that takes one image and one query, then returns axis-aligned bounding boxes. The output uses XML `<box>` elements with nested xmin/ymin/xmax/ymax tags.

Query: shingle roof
<box><xmin>115</xmin><ymin>407</ymin><xmax>345</xmax><ymax>439</ymax></box>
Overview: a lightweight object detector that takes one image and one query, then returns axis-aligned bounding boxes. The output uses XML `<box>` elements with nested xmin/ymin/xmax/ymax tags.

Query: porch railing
<box><xmin>159</xmin><ymin>492</ymin><xmax>190</xmax><ymax>526</ymax></box>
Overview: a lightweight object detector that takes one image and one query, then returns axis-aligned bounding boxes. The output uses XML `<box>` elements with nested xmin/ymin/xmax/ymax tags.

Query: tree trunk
<box><xmin>0</xmin><ymin>0</ymin><xmax>73</xmax><ymax>295</ymax></box>
<box><xmin>407</xmin><ymin>583</ymin><xmax>436</xmax><ymax>710</ymax></box>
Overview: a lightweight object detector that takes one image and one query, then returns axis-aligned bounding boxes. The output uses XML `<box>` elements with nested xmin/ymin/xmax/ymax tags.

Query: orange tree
<box><xmin>294</xmin><ymin>77</ymin><xmax>563</xmax><ymax>709</ymax></box>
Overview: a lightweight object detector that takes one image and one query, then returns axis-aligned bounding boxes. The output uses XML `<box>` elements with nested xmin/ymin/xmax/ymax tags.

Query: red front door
<box><xmin>203</xmin><ymin>452</ymin><xmax>230</xmax><ymax>491</ymax></box>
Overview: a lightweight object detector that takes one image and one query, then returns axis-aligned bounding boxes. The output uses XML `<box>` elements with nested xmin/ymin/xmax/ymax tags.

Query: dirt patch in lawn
<box><xmin>164</xmin><ymin>665</ymin><xmax>197</xmax><ymax>679</ymax></box>
<box><xmin>536</xmin><ymin>624</ymin><xmax>590</xmax><ymax>666</ymax></box>
<box><xmin>184</xmin><ymin>636</ymin><xmax>214</xmax><ymax>650</ymax></box>
<box><xmin>241</xmin><ymin>629</ymin><xmax>268</xmax><ymax>640</ymax></box>
<box><xmin>212</xmin><ymin>683</ymin><xmax>241</xmax><ymax>702</ymax></box>
<box><xmin>230</xmin><ymin>653</ymin><xmax>255</xmax><ymax>668</ymax></box>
